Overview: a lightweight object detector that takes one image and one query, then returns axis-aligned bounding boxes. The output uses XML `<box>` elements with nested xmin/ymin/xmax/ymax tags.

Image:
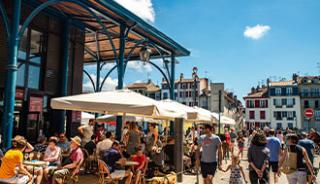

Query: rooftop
<box><xmin>243</xmin><ymin>88</ymin><xmax>268</xmax><ymax>99</ymax></box>
<box><xmin>269</xmin><ymin>80</ymin><xmax>295</xmax><ymax>87</ymax></box>
<box><xmin>126</xmin><ymin>81</ymin><xmax>160</xmax><ymax>92</ymax></box>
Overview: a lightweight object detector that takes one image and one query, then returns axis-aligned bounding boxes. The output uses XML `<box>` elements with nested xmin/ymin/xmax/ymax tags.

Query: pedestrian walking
<box><xmin>237</xmin><ymin>133</ymin><xmax>245</xmax><ymax>159</ymax></box>
<box><xmin>196</xmin><ymin>124</ymin><xmax>222</xmax><ymax>184</ymax></box>
<box><xmin>266</xmin><ymin>129</ymin><xmax>281</xmax><ymax>184</ymax></box>
<box><xmin>221</xmin><ymin>155</ymin><xmax>248</xmax><ymax>184</ymax></box>
<box><xmin>298</xmin><ymin>132</ymin><xmax>315</xmax><ymax>183</ymax></box>
<box><xmin>247</xmin><ymin>131</ymin><xmax>270</xmax><ymax>184</ymax></box>
<box><xmin>278</xmin><ymin>134</ymin><xmax>315</xmax><ymax>184</ymax></box>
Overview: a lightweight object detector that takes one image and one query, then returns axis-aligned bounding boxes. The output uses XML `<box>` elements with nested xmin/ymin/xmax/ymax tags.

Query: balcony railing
<box><xmin>301</xmin><ymin>92</ymin><xmax>320</xmax><ymax>98</ymax></box>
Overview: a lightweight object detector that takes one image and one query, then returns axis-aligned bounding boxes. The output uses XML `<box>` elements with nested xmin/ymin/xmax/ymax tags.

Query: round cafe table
<box><xmin>116</xmin><ymin>160</ymin><xmax>139</xmax><ymax>166</ymax></box>
<box><xmin>24</xmin><ymin>160</ymin><xmax>48</xmax><ymax>184</ymax></box>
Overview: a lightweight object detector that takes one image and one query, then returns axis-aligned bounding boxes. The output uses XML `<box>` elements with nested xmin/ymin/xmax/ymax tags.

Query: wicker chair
<box><xmin>97</xmin><ymin>159</ymin><xmax>122</xmax><ymax>184</ymax></box>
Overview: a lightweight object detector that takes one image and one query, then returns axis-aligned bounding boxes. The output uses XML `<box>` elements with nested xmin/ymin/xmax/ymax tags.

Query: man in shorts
<box><xmin>53</xmin><ymin>136</ymin><xmax>84</xmax><ymax>184</ymax></box>
<box><xmin>196</xmin><ymin>124</ymin><xmax>222</xmax><ymax>184</ymax></box>
<box><xmin>266</xmin><ymin>129</ymin><xmax>281</xmax><ymax>183</ymax></box>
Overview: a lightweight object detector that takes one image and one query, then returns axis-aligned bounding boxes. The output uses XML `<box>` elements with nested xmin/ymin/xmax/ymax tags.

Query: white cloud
<box><xmin>127</xmin><ymin>61</ymin><xmax>152</xmax><ymax>72</ymax></box>
<box><xmin>244</xmin><ymin>24</ymin><xmax>271</xmax><ymax>40</ymax></box>
<box><xmin>114</xmin><ymin>0</ymin><xmax>155</xmax><ymax>23</ymax></box>
<box><xmin>83</xmin><ymin>74</ymin><xmax>118</xmax><ymax>92</ymax></box>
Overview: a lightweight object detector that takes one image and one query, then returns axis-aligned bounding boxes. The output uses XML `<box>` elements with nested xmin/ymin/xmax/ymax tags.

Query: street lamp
<box><xmin>192</xmin><ymin>67</ymin><xmax>199</xmax><ymax>106</ymax></box>
<box><xmin>139</xmin><ymin>46</ymin><xmax>151</xmax><ymax>65</ymax></box>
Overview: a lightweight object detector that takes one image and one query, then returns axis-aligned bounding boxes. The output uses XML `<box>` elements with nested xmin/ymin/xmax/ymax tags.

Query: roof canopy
<box><xmin>28</xmin><ymin>0</ymin><xmax>190</xmax><ymax>63</ymax></box>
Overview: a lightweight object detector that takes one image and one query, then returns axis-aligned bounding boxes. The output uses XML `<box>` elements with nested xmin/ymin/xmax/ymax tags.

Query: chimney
<box><xmin>147</xmin><ymin>79</ymin><xmax>152</xmax><ymax>84</ymax></box>
<box><xmin>292</xmin><ymin>73</ymin><xmax>299</xmax><ymax>83</ymax></box>
<box><xmin>251</xmin><ymin>87</ymin><xmax>255</xmax><ymax>93</ymax></box>
<box><xmin>180</xmin><ymin>73</ymin><xmax>184</xmax><ymax>81</ymax></box>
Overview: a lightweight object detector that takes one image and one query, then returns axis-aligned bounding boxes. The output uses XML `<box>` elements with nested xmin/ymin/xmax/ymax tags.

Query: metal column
<box><xmin>56</xmin><ymin>20</ymin><xmax>70</xmax><ymax>134</ymax></box>
<box><xmin>116</xmin><ymin>24</ymin><xmax>126</xmax><ymax>140</ymax></box>
<box><xmin>174</xmin><ymin>118</ymin><xmax>184</xmax><ymax>182</ymax></box>
<box><xmin>2</xmin><ymin>0</ymin><xmax>22</xmax><ymax>148</ymax></box>
<box><xmin>169</xmin><ymin>54</ymin><xmax>175</xmax><ymax>135</ymax></box>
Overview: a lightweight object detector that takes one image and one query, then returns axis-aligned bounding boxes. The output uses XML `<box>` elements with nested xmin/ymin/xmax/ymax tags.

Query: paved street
<box><xmin>77</xmin><ymin>147</ymin><xmax>320</xmax><ymax>184</ymax></box>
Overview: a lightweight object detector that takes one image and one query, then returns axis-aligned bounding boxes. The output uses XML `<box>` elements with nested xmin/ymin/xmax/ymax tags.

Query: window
<box><xmin>304</xmin><ymin>100</ymin><xmax>310</xmax><ymax>108</ymax></box>
<box><xmin>260</xmin><ymin>111</ymin><xmax>266</xmax><ymax>120</ymax></box>
<box><xmin>287</xmin><ymin>98</ymin><xmax>294</xmax><ymax>107</ymax></box>
<box><xmin>274</xmin><ymin>111</ymin><xmax>282</xmax><ymax>120</ymax></box>
<box><xmin>315</xmin><ymin>100</ymin><xmax>319</xmax><ymax>109</ymax></box>
<box><xmin>163</xmin><ymin>92</ymin><xmax>168</xmax><ymax>99</ymax></box>
<box><xmin>302</xmin><ymin>88</ymin><xmax>309</xmax><ymax>97</ymax></box>
<box><xmin>276</xmin><ymin>123</ymin><xmax>282</xmax><ymax>129</ymax></box>
<box><xmin>287</xmin><ymin>111</ymin><xmax>294</xmax><ymax>120</ymax></box>
<box><xmin>282</xmin><ymin>98</ymin><xmax>287</xmax><ymax>106</ymax></box>
<box><xmin>275</xmin><ymin>88</ymin><xmax>281</xmax><ymax>95</ymax></box>
<box><xmin>189</xmin><ymin>91</ymin><xmax>192</xmax><ymax>97</ymax></box>
<box><xmin>315</xmin><ymin>110</ymin><xmax>320</xmax><ymax>121</ymax></box>
<box><xmin>189</xmin><ymin>102</ymin><xmax>193</xmax><ymax>106</ymax></box>
<box><xmin>249</xmin><ymin>111</ymin><xmax>255</xmax><ymax>119</ymax></box>
<box><xmin>282</xmin><ymin>111</ymin><xmax>288</xmax><ymax>118</ymax></box>
<box><xmin>286</xmin><ymin>87</ymin><xmax>292</xmax><ymax>95</ymax></box>
<box><xmin>259</xmin><ymin>100</ymin><xmax>268</xmax><ymax>108</ymax></box>
<box><xmin>249</xmin><ymin>100</ymin><xmax>254</xmax><ymax>108</ymax></box>
<box><xmin>287</xmin><ymin>123</ymin><xmax>293</xmax><ymax>129</ymax></box>
<box><xmin>17</xmin><ymin>28</ymin><xmax>46</xmax><ymax>89</ymax></box>
<box><xmin>274</xmin><ymin>99</ymin><xmax>281</xmax><ymax>107</ymax></box>
<box><xmin>185</xmin><ymin>91</ymin><xmax>188</xmax><ymax>97</ymax></box>
<box><xmin>179</xmin><ymin>92</ymin><xmax>183</xmax><ymax>98</ymax></box>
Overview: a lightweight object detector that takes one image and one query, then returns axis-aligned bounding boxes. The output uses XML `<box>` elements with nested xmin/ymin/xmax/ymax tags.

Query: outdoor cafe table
<box><xmin>24</xmin><ymin>160</ymin><xmax>48</xmax><ymax>184</ymax></box>
<box><xmin>116</xmin><ymin>160</ymin><xmax>139</xmax><ymax>167</ymax></box>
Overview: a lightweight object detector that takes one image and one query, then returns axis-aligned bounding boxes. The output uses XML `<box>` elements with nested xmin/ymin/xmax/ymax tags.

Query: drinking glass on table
<box><xmin>24</xmin><ymin>153</ymin><xmax>29</xmax><ymax>161</ymax></box>
<box><xmin>29</xmin><ymin>152</ymin><xmax>34</xmax><ymax>161</ymax></box>
<box><xmin>36</xmin><ymin>152</ymin><xmax>41</xmax><ymax>160</ymax></box>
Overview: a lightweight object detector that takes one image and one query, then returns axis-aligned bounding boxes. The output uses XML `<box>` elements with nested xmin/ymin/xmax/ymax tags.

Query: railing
<box><xmin>301</xmin><ymin>92</ymin><xmax>320</xmax><ymax>97</ymax></box>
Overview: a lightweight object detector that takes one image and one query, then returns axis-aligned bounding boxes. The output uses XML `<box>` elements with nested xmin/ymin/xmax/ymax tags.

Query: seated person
<box><xmin>57</xmin><ymin>133</ymin><xmax>70</xmax><ymax>154</ymax></box>
<box><xmin>0</xmin><ymin>136</ymin><xmax>33</xmax><ymax>184</ymax></box>
<box><xmin>17</xmin><ymin>136</ymin><xmax>43</xmax><ymax>184</ymax></box>
<box><xmin>102</xmin><ymin>141</ymin><xmax>133</xmax><ymax>184</ymax></box>
<box><xmin>43</xmin><ymin>137</ymin><xmax>61</xmax><ymax>181</ymax></box>
<box><xmin>34</xmin><ymin>136</ymin><xmax>48</xmax><ymax>153</ymax></box>
<box><xmin>132</xmin><ymin>146</ymin><xmax>147</xmax><ymax>184</ymax></box>
<box><xmin>119</xmin><ymin>142</ymin><xmax>131</xmax><ymax>159</ymax></box>
<box><xmin>52</xmin><ymin>136</ymin><xmax>83</xmax><ymax>184</ymax></box>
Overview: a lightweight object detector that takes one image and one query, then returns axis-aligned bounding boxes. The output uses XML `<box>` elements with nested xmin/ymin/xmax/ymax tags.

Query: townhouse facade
<box><xmin>243</xmin><ymin>87</ymin><xmax>271</xmax><ymax>129</ymax></box>
<box><xmin>162</xmin><ymin>73</ymin><xmax>209</xmax><ymax>106</ymax></box>
<box><xmin>268</xmin><ymin>80</ymin><xmax>301</xmax><ymax>129</ymax></box>
<box><xmin>297</xmin><ymin>76</ymin><xmax>320</xmax><ymax>130</ymax></box>
<box><xmin>126</xmin><ymin>80</ymin><xmax>161</xmax><ymax>100</ymax></box>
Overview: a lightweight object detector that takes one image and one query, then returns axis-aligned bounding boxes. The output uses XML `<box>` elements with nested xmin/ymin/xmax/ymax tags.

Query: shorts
<box><xmin>238</xmin><ymin>146</ymin><xmax>244</xmax><ymax>152</ymax></box>
<box><xmin>269</xmin><ymin>161</ymin><xmax>279</xmax><ymax>172</ymax></box>
<box><xmin>0</xmin><ymin>175</ymin><xmax>29</xmax><ymax>184</ymax></box>
<box><xmin>111</xmin><ymin>170</ymin><xmax>126</xmax><ymax>178</ymax></box>
<box><xmin>200</xmin><ymin>162</ymin><xmax>217</xmax><ymax>178</ymax></box>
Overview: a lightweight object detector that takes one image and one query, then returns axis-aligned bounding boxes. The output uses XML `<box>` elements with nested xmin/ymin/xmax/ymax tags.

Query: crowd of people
<box><xmin>189</xmin><ymin>124</ymin><xmax>320</xmax><ymax>184</ymax></box>
<box><xmin>0</xmin><ymin>117</ymin><xmax>319</xmax><ymax>184</ymax></box>
<box><xmin>0</xmin><ymin>119</ymin><xmax>174</xmax><ymax>184</ymax></box>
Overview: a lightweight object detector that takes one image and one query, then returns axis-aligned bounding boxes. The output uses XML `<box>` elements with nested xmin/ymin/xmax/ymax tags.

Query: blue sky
<box><xmin>84</xmin><ymin>0</ymin><xmax>320</xmax><ymax>100</ymax></box>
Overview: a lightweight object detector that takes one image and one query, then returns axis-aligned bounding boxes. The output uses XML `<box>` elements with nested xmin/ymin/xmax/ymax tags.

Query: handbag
<box><xmin>281</xmin><ymin>146</ymin><xmax>297</xmax><ymax>174</ymax></box>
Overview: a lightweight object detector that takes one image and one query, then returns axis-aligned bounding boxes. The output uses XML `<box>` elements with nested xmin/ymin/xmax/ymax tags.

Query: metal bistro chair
<box><xmin>97</xmin><ymin>159</ymin><xmax>122</xmax><ymax>184</ymax></box>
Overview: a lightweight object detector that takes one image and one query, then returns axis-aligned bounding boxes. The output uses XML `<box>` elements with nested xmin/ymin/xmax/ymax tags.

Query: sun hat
<box><xmin>12</xmin><ymin>135</ymin><xmax>27</xmax><ymax>146</ymax></box>
<box><xmin>71</xmin><ymin>136</ymin><xmax>81</xmax><ymax>146</ymax></box>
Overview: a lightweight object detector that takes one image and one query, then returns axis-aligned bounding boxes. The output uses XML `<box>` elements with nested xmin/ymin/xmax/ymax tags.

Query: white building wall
<box><xmin>269</xmin><ymin>96</ymin><xmax>301</xmax><ymax>129</ymax></box>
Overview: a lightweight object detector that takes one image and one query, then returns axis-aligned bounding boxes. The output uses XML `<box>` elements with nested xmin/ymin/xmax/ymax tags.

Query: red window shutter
<box><xmin>265</xmin><ymin>100</ymin><xmax>268</xmax><ymax>108</ymax></box>
<box><xmin>255</xmin><ymin>100</ymin><xmax>260</xmax><ymax>108</ymax></box>
<box><xmin>246</xmin><ymin>100</ymin><xmax>249</xmax><ymax>107</ymax></box>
